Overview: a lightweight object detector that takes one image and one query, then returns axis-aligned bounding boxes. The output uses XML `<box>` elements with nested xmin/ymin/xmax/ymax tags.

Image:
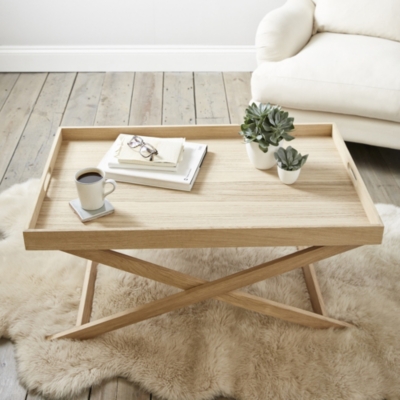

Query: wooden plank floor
<box><xmin>0</xmin><ymin>72</ymin><xmax>399</xmax><ymax>400</ymax></box>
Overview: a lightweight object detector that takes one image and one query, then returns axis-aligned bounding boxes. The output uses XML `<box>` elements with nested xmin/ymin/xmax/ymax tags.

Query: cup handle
<box><xmin>103</xmin><ymin>179</ymin><xmax>117</xmax><ymax>198</ymax></box>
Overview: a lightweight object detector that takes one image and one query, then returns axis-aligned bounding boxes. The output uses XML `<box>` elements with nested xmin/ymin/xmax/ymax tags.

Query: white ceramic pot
<box><xmin>245</xmin><ymin>142</ymin><xmax>279</xmax><ymax>170</ymax></box>
<box><xmin>277</xmin><ymin>166</ymin><xmax>301</xmax><ymax>185</ymax></box>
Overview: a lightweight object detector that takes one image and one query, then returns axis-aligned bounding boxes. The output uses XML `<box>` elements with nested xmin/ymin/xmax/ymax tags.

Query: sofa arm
<box><xmin>256</xmin><ymin>0</ymin><xmax>315</xmax><ymax>64</ymax></box>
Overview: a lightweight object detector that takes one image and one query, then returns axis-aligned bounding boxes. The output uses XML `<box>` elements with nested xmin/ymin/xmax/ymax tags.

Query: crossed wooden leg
<box><xmin>47</xmin><ymin>245</ymin><xmax>356</xmax><ymax>340</ymax></box>
<box><xmin>297</xmin><ymin>246</ymin><xmax>328</xmax><ymax>316</ymax></box>
<box><xmin>76</xmin><ymin>260</ymin><xmax>98</xmax><ymax>326</ymax></box>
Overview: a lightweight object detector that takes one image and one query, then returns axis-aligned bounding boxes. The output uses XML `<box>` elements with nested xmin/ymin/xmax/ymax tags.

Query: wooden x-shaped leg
<box><xmin>47</xmin><ymin>245</ymin><xmax>356</xmax><ymax>340</ymax></box>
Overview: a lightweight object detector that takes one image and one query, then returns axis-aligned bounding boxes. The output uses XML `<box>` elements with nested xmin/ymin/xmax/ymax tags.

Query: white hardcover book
<box><xmin>98</xmin><ymin>140</ymin><xmax>207</xmax><ymax>191</ymax></box>
<box><xmin>108</xmin><ymin>161</ymin><xmax>178</xmax><ymax>172</ymax></box>
<box><xmin>116</xmin><ymin>134</ymin><xmax>184</xmax><ymax>167</ymax></box>
<box><xmin>107</xmin><ymin>134</ymin><xmax>182</xmax><ymax>171</ymax></box>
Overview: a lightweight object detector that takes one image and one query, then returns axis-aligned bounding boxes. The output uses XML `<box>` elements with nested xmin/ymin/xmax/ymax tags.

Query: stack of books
<box><xmin>97</xmin><ymin>134</ymin><xmax>208</xmax><ymax>191</ymax></box>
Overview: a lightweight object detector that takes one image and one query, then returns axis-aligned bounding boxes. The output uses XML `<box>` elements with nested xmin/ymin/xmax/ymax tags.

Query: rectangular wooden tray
<box><xmin>23</xmin><ymin>124</ymin><xmax>384</xmax><ymax>250</ymax></box>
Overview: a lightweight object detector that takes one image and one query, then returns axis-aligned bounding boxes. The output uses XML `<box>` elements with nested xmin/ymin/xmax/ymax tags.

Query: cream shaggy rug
<box><xmin>1</xmin><ymin>179</ymin><xmax>400</xmax><ymax>400</ymax></box>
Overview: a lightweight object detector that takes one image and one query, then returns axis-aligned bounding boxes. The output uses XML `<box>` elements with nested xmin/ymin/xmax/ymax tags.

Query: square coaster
<box><xmin>69</xmin><ymin>198</ymin><xmax>114</xmax><ymax>222</ymax></box>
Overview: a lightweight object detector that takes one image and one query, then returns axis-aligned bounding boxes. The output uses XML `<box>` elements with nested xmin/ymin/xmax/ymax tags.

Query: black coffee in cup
<box><xmin>77</xmin><ymin>172</ymin><xmax>103</xmax><ymax>184</ymax></box>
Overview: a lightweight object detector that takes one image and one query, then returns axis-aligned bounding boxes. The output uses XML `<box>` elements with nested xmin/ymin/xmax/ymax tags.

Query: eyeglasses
<box><xmin>127</xmin><ymin>135</ymin><xmax>158</xmax><ymax>161</ymax></box>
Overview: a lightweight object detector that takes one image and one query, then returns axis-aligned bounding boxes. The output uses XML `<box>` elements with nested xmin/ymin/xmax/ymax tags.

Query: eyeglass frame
<box><xmin>127</xmin><ymin>135</ymin><xmax>158</xmax><ymax>161</ymax></box>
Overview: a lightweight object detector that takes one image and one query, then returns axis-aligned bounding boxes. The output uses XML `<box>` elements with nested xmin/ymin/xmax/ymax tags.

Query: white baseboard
<box><xmin>0</xmin><ymin>45</ymin><xmax>257</xmax><ymax>72</ymax></box>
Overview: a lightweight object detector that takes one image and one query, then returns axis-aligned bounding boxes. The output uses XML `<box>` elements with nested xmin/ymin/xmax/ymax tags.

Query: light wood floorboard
<box><xmin>0</xmin><ymin>73</ymin><xmax>76</xmax><ymax>192</ymax></box>
<box><xmin>379</xmin><ymin>147</ymin><xmax>400</xmax><ymax>190</ymax></box>
<box><xmin>347</xmin><ymin>142</ymin><xmax>400</xmax><ymax>205</ymax></box>
<box><xmin>223</xmin><ymin>72</ymin><xmax>252</xmax><ymax>124</ymax></box>
<box><xmin>194</xmin><ymin>72</ymin><xmax>230</xmax><ymax>125</ymax></box>
<box><xmin>0</xmin><ymin>73</ymin><xmax>47</xmax><ymax>182</ymax></box>
<box><xmin>62</xmin><ymin>73</ymin><xmax>105</xmax><ymax>126</ymax></box>
<box><xmin>0</xmin><ymin>72</ymin><xmax>399</xmax><ymax>400</ymax></box>
<box><xmin>0</xmin><ymin>339</ymin><xmax>26</xmax><ymax>400</ymax></box>
<box><xmin>91</xmin><ymin>378</ymin><xmax>150</xmax><ymax>400</ymax></box>
<box><xmin>129</xmin><ymin>72</ymin><xmax>163</xmax><ymax>126</ymax></box>
<box><xmin>26</xmin><ymin>390</ymin><xmax>89</xmax><ymax>400</ymax></box>
<box><xmin>0</xmin><ymin>73</ymin><xmax>19</xmax><ymax>112</ymax></box>
<box><xmin>95</xmin><ymin>72</ymin><xmax>135</xmax><ymax>126</ymax></box>
<box><xmin>163</xmin><ymin>72</ymin><xmax>195</xmax><ymax>125</ymax></box>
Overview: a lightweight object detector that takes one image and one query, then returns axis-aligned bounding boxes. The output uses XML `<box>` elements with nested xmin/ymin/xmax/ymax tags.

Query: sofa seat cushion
<box><xmin>252</xmin><ymin>32</ymin><xmax>400</xmax><ymax>123</ymax></box>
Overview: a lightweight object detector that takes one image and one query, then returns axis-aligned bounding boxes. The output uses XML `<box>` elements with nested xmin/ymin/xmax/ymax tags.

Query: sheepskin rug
<box><xmin>1</xmin><ymin>179</ymin><xmax>400</xmax><ymax>400</ymax></box>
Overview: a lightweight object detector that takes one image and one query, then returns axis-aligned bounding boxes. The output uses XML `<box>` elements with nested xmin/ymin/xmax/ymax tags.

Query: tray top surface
<box><xmin>24</xmin><ymin>125</ymin><xmax>383</xmax><ymax>249</ymax></box>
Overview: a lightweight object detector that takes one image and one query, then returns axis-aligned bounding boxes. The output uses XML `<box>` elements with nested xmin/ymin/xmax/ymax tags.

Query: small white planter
<box><xmin>277</xmin><ymin>166</ymin><xmax>301</xmax><ymax>185</ymax></box>
<box><xmin>246</xmin><ymin>142</ymin><xmax>279</xmax><ymax>170</ymax></box>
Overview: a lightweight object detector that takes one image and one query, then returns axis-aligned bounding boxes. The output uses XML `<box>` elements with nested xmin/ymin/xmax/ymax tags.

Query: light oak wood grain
<box><xmin>66</xmin><ymin>248</ymin><xmax>351</xmax><ymax>330</ymax></box>
<box><xmin>48</xmin><ymin>246</ymin><xmax>354</xmax><ymax>340</ymax></box>
<box><xmin>332</xmin><ymin>124</ymin><xmax>382</xmax><ymax>226</ymax></box>
<box><xmin>23</xmin><ymin>125</ymin><xmax>383</xmax><ymax>250</ymax></box>
<box><xmin>302</xmin><ymin>263</ymin><xmax>327</xmax><ymax>316</ymax></box>
<box><xmin>26</xmin><ymin>129</ymin><xmax>63</xmax><ymax>232</ymax></box>
<box><xmin>298</xmin><ymin>246</ymin><xmax>327</xmax><ymax>316</ymax></box>
<box><xmin>44</xmin><ymin>123</ymin><xmax>331</xmax><ymax>141</ymax></box>
<box><xmin>76</xmin><ymin>260</ymin><xmax>98</xmax><ymax>326</ymax></box>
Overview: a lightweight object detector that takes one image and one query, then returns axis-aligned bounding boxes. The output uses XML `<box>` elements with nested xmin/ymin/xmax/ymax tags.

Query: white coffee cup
<box><xmin>75</xmin><ymin>167</ymin><xmax>116</xmax><ymax>210</ymax></box>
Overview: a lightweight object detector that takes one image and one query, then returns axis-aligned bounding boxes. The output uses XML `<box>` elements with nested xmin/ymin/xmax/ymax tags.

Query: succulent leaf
<box><xmin>258</xmin><ymin>141</ymin><xmax>269</xmax><ymax>153</ymax></box>
<box><xmin>274</xmin><ymin>146</ymin><xmax>308</xmax><ymax>171</ymax></box>
<box><xmin>239</xmin><ymin>102</ymin><xmax>295</xmax><ymax>150</ymax></box>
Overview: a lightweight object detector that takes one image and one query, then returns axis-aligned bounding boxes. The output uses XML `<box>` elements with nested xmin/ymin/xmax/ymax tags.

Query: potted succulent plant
<box><xmin>274</xmin><ymin>146</ymin><xmax>308</xmax><ymax>185</ymax></box>
<box><xmin>239</xmin><ymin>103</ymin><xmax>295</xmax><ymax>169</ymax></box>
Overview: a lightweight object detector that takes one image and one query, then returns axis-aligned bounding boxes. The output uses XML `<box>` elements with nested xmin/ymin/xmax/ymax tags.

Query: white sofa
<box><xmin>251</xmin><ymin>0</ymin><xmax>400</xmax><ymax>149</ymax></box>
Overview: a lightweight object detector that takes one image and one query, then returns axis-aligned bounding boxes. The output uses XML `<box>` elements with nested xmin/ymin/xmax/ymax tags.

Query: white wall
<box><xmin>0</xmin><ymin>0</ymin><xmax>285</xmax><ymax>71</ymax></box>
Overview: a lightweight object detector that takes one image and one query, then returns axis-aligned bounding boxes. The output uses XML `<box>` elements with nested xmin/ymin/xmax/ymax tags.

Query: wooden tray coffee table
<box><xmin>23</xmin><ymin>124</ymin><xmax>384</xmax><ymax>340</ymax></box>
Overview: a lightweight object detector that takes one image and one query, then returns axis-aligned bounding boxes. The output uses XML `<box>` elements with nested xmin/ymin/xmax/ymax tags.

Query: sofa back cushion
<box><xmin>312</xmin><ymin>0</ymin><xmax>400</xmax><ymax>42</ymax></box>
